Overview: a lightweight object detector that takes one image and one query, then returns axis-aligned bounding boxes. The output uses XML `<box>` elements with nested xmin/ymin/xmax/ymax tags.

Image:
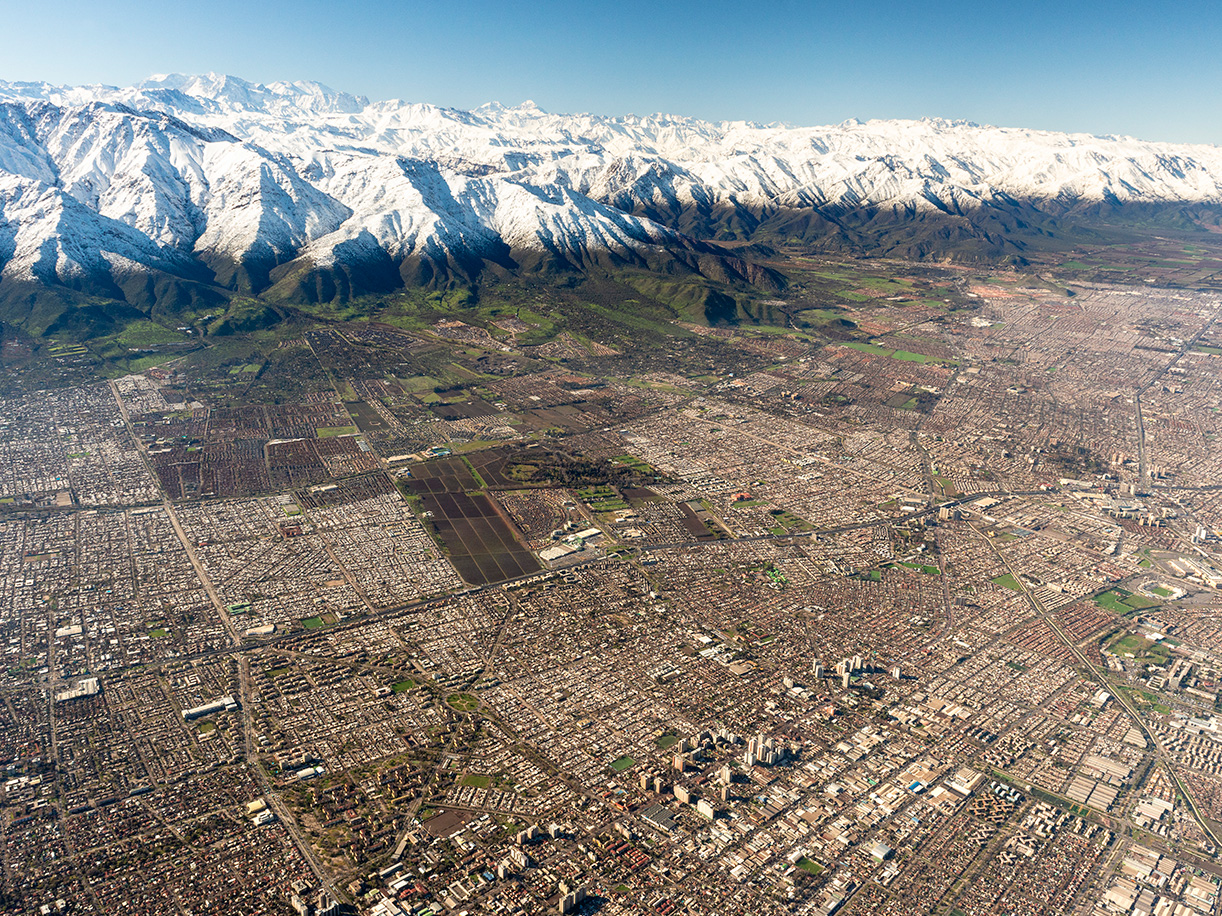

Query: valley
<box><xmin>5</xmin><ymin>73</ymin><xmax>1222</xmax><ymax>916</ymax></box>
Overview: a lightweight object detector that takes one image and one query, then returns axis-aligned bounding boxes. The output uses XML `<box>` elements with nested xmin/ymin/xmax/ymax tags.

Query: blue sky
<box><xmin>7</xmin><ymin>0</ymin><xmax>1222</xmax><ymax>143</ymax></box>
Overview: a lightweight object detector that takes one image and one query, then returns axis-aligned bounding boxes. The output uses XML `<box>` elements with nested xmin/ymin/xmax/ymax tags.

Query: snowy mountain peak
<box><xmin>1</xmin><ymin>73</ymin><xmax>1221</xmax><ymax>324</ymax></box>
<box><xmin>136</xmin><ymin>72</ymin><xmax>370</xmax><ymax>116</ymax></box>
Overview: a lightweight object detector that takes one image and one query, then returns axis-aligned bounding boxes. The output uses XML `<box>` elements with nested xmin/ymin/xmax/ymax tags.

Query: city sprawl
<box><xmin>6</xmin><ymin>269</ymin><xmax>1222</xmax><ymax>916</ymax></box>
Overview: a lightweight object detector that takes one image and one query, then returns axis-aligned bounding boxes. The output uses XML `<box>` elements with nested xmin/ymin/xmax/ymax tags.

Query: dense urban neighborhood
<box><xmin>4</xmin><ymin>263</ymin><xmax>1222</xmax><ymax>916</ymax></box>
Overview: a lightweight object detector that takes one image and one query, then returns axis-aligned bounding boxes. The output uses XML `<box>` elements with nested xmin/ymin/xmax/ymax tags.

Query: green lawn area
<box><xmin>301</xmin><ymin>616</ymin><xmax>327</xmax><ymax>630</ymax></box>
<box><xmin>933</xmin><ymin>475</ymin><xmax>959</xmax><ymax>496</ymax></box>
<box><xmin>579</xmin><ymin>486</ymin><xmax>614</xmax><ymax>496</ymax></box>
<box><xmin>197</xmin><ymin>721</ymin><xmax>215</xmax><ymax>734</ymax></box>
<box><xmin>1094</xmin><ymin>590</ymin><xmax>1132</xmax><ymax>613</ymax></box>
<box><xmin>610</xmin><ymin>756</ymin><xmax>636</xmax><ymax>772</ymax></box>
<box><xmin>899</xmin><ymin>561</ymin><xmax>940</xmax><ymax>575</ymax></box>
<box><xmin>1108</xmin><ymin>633</ymin><xmax>1171</xmax><ymax>666</ymax></box>
<box><xmin>116</xmin><ymin>319</ymin><xmax>189</xmax><ymax>347</ymax></box>
<box><xmin>768</xmin><ymin>509</ymin><xmax>814</xmax><ymax>532</ymax></box>
<box><xmin>148</xmin><ymin>627</ymin><xmax>170</xmax><ymax>638</ymax></box>
<box><xmin>655</xmin><ymin>733</ymin><xmax>679</xmax><ymax>750</ymax></box>
<box><xmin>796</xmin><ymin>857</ymin><xmax>824</xmax><ymax>876</ymax></box>
<box><xmin>856</xmin><ymin>275</ymin><xmax>914</xmax><ymax>291</ymax></box>
<box><xmin>588</xmin><ymin>500</ymin><xmax>630</xmax><ymax>512</ymax></box>
<box><xmin>461</xmin><ymin>773</ymin><xmax>492</xmax><ymax>788</ymax></box>
<box><xmin>892</xmin><ymin>349</ymin><xmax>940</xmax><ymax>363</ymax></box>
<box><xmin>447</xmin><ymin>693</ymin><xmax>480</xmax><ymax>712</ymax></box>
<box><xmin>1118</xmin><ymin>684</ymin><xmax>1172</xmax><ymax>714</ymax></box>
<box><xmin>844</xmin><ymin>341</ymin><xmax>894</xmax><ymax>357</ymax></box>
<box><xmin>993</xmin><ymin>573</ymin><xmax>1023</xmax><ymax>592</ymax></box>
<box><xmin>1149</xmin><ymin>585</ymin><xmax>1174</xmax><ymax>598</ymax></box>
<box><xmin>842</xmin><ymin>340</ymin><xmax>957</xmax><ymax>366</ymax></box>
<box><xmin>391</xmin><ymin>679</ymin><xmax>415</xmax><ymax>693</ymax></box>
<box><xmin>1110</xmin><ymin>634</ymin><xmax>1151</xmax><ymax>655</ymax></box>
<box><xmin>316</xmin><ymin>426</ymin><xmax>358</xmax><ymax>438</ymax></box>
<box><xmin>1123</xmin><ymin>595</ymin><xmax>1162</xmax><ymax>610</ymax></box>
<box><xmin>613</xmin><ymin>454</ymin><xmax>654</xmax><ymax>472</ymax></box>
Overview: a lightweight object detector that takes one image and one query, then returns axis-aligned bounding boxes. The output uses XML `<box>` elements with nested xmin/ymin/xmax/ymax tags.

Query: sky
<box><xmin>5</xmin><ymin>0</ymin><xmax>1222</xmax><ymax>144</ymax></box>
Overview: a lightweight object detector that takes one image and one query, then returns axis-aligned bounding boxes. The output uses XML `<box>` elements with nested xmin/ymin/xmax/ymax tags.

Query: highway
<box><xmin>981</xmin><ymin>527</ymin><xmax>1222</xmax><ymax>853</ymax></box>
<box><xmin>1134</xmin><ymin>310</ymin><xmax>1219</xmax><ymax>490</ymax></box>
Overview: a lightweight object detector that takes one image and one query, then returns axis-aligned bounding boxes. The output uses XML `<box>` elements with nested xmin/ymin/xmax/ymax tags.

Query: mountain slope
<box><xmin>1</xmin><ymin>73</ymin><xmax>1221</xmax><ymax>331</ymax></box>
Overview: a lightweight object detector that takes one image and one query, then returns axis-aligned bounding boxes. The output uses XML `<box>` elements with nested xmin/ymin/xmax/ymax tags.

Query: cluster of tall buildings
<box><xmin>557</xmin><ymin>882</ymin><xmax>586</xmax><ymax>915</ymax></box>
<box><xmin>808</xmin><ymin>655</ymin><xmax>902</xmax><ymax>689</ymax></box>
<box><xmin>744</xmin><ymin>733</ymin><xmax>786</xmax><ymax>768</ymax></box>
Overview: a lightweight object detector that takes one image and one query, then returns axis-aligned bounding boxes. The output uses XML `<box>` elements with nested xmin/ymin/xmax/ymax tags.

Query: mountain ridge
<box><xmin>1</xmin><ymin>73</ymin><xmax>1221</xmax><ymax>335</ymax></box>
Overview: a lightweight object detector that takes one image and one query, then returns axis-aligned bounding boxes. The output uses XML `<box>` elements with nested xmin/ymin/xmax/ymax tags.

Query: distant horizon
<box><xmin>3</xmin><ymin>0</ymin><xmax>1221</xmax><ymax>146</ymax></box>
<box><xmin>4</xmin><ymin>69</ymin><xmax>1221</xmax><ymax>150</ymax></box>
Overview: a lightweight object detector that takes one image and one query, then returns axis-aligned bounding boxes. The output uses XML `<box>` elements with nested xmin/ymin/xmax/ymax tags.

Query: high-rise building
<box><xmin>557</xmin><ymin>887</ymin><xmax>587</xmax><ymax>914</ymax></box>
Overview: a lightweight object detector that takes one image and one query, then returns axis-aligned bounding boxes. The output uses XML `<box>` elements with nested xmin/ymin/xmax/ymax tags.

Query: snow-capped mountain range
<box><xmin>2</xmin><ymin>72</ymin><xmax>1221</xmax><ymax>316</ymax></box>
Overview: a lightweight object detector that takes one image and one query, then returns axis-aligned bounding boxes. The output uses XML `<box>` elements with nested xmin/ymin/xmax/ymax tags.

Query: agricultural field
<box><xmin>418</xmin><ymin>490</ymin><xmax>542</xmax><ymax>584</ymax></box>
